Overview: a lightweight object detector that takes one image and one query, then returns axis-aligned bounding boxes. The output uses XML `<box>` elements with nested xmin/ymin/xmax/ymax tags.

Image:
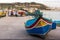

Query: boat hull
<box><xmin>25</xmin><ymin>19</ymin><xmax>56</xmax><ymax>36</ymax></box>
<box><xmin>26</xmin><ymin>25</ymin><xmax>51</xmax><ymax>35</ymax></box>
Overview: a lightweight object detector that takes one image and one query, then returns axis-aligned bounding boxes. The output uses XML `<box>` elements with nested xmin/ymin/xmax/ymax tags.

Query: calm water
<box><xmin>41</xmin><ymin>10</ymin><xmax>60</xmax><ymax>21</ymax></box>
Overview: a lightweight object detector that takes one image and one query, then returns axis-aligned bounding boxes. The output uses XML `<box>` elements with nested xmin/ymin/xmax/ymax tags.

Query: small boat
<box><xmin>8</xmin><ymin>9</ymin><xmax>17</xmax><ymax>16</ymax></box>
<box><xmin>18</xmin><ymin>10</ymin><xmax>25</xmax><ymax>16</ymax></box>
<box><xmin>8</xmin><ymin>9</ymin><xmax>26</xmax><ymax>17</ymax></box>
<box><xmin>0</xmin><ymin>10</ymin><xmax>6</xmax><ymax>17</ymax></box>
<box><xmin>8</xmin><ymin>10</ymin><xmax>13</xmax><ymax>16</ymax></box>
<box><xmin>25</xmin><ymin>9</ymin><xmax>56</xmax><ymax>38</ymax></box>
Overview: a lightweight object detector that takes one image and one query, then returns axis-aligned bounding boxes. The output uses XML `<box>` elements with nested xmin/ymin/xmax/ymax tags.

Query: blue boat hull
<box><xmin>26</xmin><ymin>25</ymin><xmax>51</xmax><ymax>35</ymax></box>
<box><xmin>25</xmin><ymin>19</ymin><xmax>56</xmax><ymax>36</ymax></box>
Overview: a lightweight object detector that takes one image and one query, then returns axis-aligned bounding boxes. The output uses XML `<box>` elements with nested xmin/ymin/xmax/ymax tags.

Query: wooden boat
<box><xmin>25</xmin><ymin>9</ymin><xmax>56</xmax><ymax>38</ymax></box>
<box><xmin>18</xmin><ymin>10</ymin><xmax>25</xmax><ymax>16</ymax></box>
<box><xmin>0</xmin><ymin>10</ymin><xmax>6</xmax><ymax>17</ymax></box>
<box><xmin>8</xmin><ymin>10</ymin><xmax>13</xmax><ymax>16</ymax></box>
<box><xmin>8</xmin><ymin>9</ymin><xmax>26</xmax><ymax>17</ymax></box>
<box><xmin>8</xmin><ymin>9</ymin><xmax>18</xmax><ymax>16</ymax></box>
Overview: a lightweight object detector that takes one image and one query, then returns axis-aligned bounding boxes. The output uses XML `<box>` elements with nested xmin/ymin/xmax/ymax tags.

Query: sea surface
<box><xmin>41</xmin><ymin>10</ymin><xmax>60</xmax><ymax>21</ymax></box>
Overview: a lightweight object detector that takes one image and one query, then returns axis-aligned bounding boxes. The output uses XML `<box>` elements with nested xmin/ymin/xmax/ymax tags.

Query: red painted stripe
<box><xmin>26</xmin><ymin>17</ymin><xmax>41</xmax><ymax>28</ymax></box>
<box><xmin>26</xmin><ymin>17</ymin><xmax>52</xmax><ymax>28</ymax></box>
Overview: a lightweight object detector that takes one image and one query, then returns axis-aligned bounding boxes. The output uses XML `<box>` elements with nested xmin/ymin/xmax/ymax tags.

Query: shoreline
<box><xmin>40</xmin><ymin>10</ymin><xmax>60</xmax><ymax>12</ymax></box>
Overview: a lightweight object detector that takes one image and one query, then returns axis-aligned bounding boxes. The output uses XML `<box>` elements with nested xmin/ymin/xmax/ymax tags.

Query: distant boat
<box><xmin>8</xmin><ymin>9</ymin><xmax>26</xmax><ymax>17</ymax></box>
<box><xmin>0</xmin><ymin>10</ymin><xmax>6</xmax><ymax>17</ymax></box>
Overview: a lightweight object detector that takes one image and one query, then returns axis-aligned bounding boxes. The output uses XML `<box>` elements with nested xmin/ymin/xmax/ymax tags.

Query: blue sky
<box><xmin>0</xmin><ymin>0</ymin><xmax>60</xmax><ymax>7</ymax></box>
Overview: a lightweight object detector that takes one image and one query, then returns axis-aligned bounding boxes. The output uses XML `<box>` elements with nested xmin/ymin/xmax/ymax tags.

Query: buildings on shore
<box><xmin>0</xmin><ymin>2</ymin><xmax>50</xmax><ymax>10</ymax></box>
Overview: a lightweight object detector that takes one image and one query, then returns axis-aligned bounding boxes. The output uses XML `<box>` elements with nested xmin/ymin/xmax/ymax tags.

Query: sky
<box><xmin>0</xmin><ymin>0</ymin><xmax>60</xmax><ymax>7</ymax></box>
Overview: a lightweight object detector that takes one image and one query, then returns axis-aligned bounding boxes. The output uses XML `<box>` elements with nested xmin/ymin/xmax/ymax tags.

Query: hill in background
<box><xmin>0</xmin><ymin>2</ymin><xmax>51</xmax><ymax>10</ymax></box>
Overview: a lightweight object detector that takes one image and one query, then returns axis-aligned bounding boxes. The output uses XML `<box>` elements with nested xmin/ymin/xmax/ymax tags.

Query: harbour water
<box><xmin>41</xmin><ymin>10</ymin><xmax>60</xmax><ymax>21</ymax></box>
